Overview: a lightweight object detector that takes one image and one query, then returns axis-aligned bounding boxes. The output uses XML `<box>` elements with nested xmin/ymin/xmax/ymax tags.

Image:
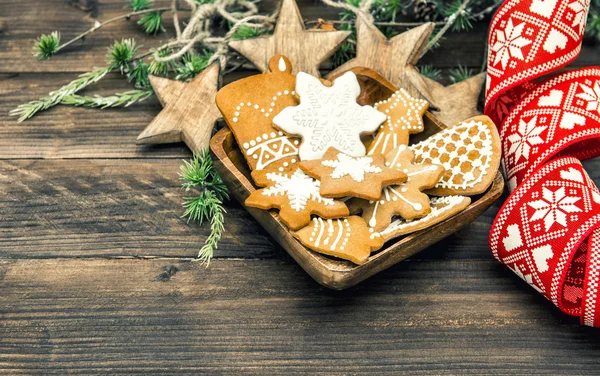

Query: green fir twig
<box><xmin>449</xmin><ymin>65</ymin><xmax>474</xmax><ymax>83</ymax></box>
<box><xmin>61</xmin><ymin>89</ymin><xmax>154</xmax><ymax>108</ymax></box>
<box><xmin>180</xmin><ymin>150</ymin><xmax>229</xmax><ymax>266</ymax></box>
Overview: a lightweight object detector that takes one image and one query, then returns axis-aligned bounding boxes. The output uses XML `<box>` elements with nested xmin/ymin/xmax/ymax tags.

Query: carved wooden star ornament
<box><xmin>136</xmin><ymin>63</ymin><xmax>221</xmax><ymax>154</ymax></box>
<box><xmin>228</xmin><ymin>0</ymin><xmax>351</xmax><ymax>77</ymax></box>
<box><xmin>326</xmin><ymin>15</ymin><xmax>434</xmax><ymax>97</ymax></box>
<box><xmin>408</xmin><ymin>72</ymin><xmax>487</xmax><ymax>126</ymax></box>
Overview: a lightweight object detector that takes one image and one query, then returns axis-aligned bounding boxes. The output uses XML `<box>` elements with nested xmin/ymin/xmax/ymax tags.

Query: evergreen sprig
<box><xmin>419</xmin><ymin>64</ymin><xmax>442</xmax><ymax>81</ymax></box>
<box><xmin>129</xmin><ymin>0</ymin><xmax>153</xmax><ymax>11</ymax></box>
<box><xmin>138</xmin><ymin>12</ymin><xmax>165</xmax><ymax>34</ymax></box>
<box><xmin>232</xmin><ymin>25</ymin><xmax>268</xmax><ymax>40</ymax></box>
<box><xmin>33</xmin><ymin>31</ymin><xmax>60</xmax><ymax>60</ymax></box>
<box><xmin>175</xmin><ymin>50</ymin><xmax>214</xmax><ymax>81</ymax></box>
<box><xmin>61</xmin><ymin>89</ymin><xmax>154</xmax><ymax>108</ymax></box>
<box><xmin>180</xmin><ymin>150</ymin><xmax>229</xmax><ymax>266</ymax></box>
<box><xmin>449</xmin><ymin>65</ymin><xmax>474</xmax><ymax>83</ymax></box>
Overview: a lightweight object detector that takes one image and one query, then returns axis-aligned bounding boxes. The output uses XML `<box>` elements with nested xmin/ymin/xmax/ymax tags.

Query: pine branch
<box><xmin>61</xmin><ymin>89</ymin><xmax>154</xmax><ymax>109</ymax></box>
<box><xmin>449</xmin><ymin>65</ymin><xmax>474</xmax><ymax>83</ymax></box>
<box><xmin>419</xmin><ymin>64</ymin><xmax>442</xmax><ymax>81</ymax></box>
<box><xmin>180</xmin><ymin>150</ymin><xmax>229</xmax><ymax>266</ymax></box>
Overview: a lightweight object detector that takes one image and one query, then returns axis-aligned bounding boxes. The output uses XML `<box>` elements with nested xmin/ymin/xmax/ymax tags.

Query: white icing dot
<box><xmin>265</xmin><ymin>113</ymin><xmax>270</xmax><ymax>117</ymax></box>
<box><xmin>263</xmin><ymin>133</ymin><xmax>269</xmax><ymax>139</ymax></box>
<box><xmin>284</xmin><ymin>90</ymin><xmax>289</xmax><ymax>95</ymax></box>
<box><xmin>236</xmin><ymin>106</ymin><xmax>240</xmax><ymax>110</ymax></box>
<box><xmin>247</xmin><ymin>102</ymin><xmax>251</xmax><ymax>106</ymax></box>
<box><xmin>243</xmin><ymin>142</ymin><xmax>249</xmax><ymax>149</ymax></box>
<box><xmin>250</xmin><ymin>140</ymin><xmax>256</xmax><ymax>146</ymax></box>
<box><xmin>271</xmin><ymin>102</ymin><xmax>275</xmax><ymax>107</ymax></box>
<box><xmin>254</xmin><ymin>104</ymin><xmax>259</xmax><ymax>109</ymax></box>
<box><xmin>253</xmin><ymin>154</ymin><xmax>258</xmax><ymax>159</ymax></box>
<box><xmin>291</xmin><ymin>159</ymin><xmax>297</xmax><ymax>163</ymax></box>
<box><xmin>270</xmin><ymin>132</ymin><xmax>276</xmax><ymax>137</ymax></box>
<box><xmin>256</xmin><ymin>136</ymin><xmax>262</xmax><ymax>142</ymax></box>
<box><xmin>232</xmin><ymin>117</ymin><xmax>238</xmax><ymax>123</ymax></box>
<box><xmin>239</xmin><ymin>102</ymin><xmax>244</xmax><ymax>106</ymax></box>
<box><xmin>277</xmin><ymin>92</ymin><xmax>282</xmax><ymax>96</ymax></box>
<box><xmin>283</xmin><ymin>162</ymin><xmax>289</xmax><ymax>167</ymax></box>
<box><xmin>234</xmin><ymin>112</ymin><xmax>240</xmax><ymax>116</ymax></box>
<box><xmin>294</xmin><ymin>140</ymin><xmax>299</xmax><ymax>145</ymax></box>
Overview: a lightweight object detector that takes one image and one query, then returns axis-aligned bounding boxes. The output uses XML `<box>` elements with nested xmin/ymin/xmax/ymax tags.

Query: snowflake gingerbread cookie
<box><xmin>273</xmin><ymin>70</ymin><xmax>386</xmax><ymax>160</ymax></box>
<box><xmin>298</xmin><ymin>147</ymin><xmax>407</xmax><ymax>200</ymax></box>
<box><xmin>245</xmin><ymin>168</ymin><xmax>349</xmax><ymax>230</ymax></box>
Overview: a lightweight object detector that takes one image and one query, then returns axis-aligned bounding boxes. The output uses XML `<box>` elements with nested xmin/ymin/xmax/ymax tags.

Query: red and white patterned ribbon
<box><xmin>485</xmin><ymin>0</ymin><xmax>600</xmax><ymax>325</ymax></box>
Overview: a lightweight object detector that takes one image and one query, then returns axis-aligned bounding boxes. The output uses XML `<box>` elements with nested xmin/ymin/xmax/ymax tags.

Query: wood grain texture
<box><xmin>0</xmin><ymin>159</ymin><xmax>280</xmax><ymax>259</ymax></box>
<box><xmin>327</xmin><ymin>16</ymin><xmax>434</xmax><ymax>98</ymax></box>
<box><xmin>2</xmin><ymin>258</ymin><xmax>600</xmax><ymax>375</ymax></box>
<box><xmin>228</xmin><ymin>0</ymin><xmax>350</xmax><ymax>77</ymax></box>
<box><xmin>137</xmin><ymin>64</ymin><xmax>222</xmax><ymax>154</ymax></box>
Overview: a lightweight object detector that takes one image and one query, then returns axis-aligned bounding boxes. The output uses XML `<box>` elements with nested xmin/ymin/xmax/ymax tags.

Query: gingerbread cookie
<box><xmin>410</xmin><ymin>115</ymin><xmax>501</xmax><ymax>196</ymax></box>
<box><xmin>215</xmin><ymin>55</ymin><xmax>301</xmax><ymax>176</ymax></box>
<box><xmin>272</xmin><ymin>70</ymin><xmax>386</xmax><ymax>160</ymax></box>
<box><xmin>293</xmin><ymin>216</ymin><xmax>384</xmax><ymax>265</ymax></box>
<box><xmin>377</xmin><ymin>196</ymin><xmax>471</xmax><ymax>241</ymax></box>
<box><xmin>298</xmin><ymin>147</ymin><xmax>407</xmax><ymax>200</ymax></box>
<box><xmin>368</xmin><ymin>89</ymin><xmax>429</xmax><ymax>155</ymax></box>
<box><xmin>245</xmin><ymin>168</ymin><xmax>349</xmax><ymax>230</ymax></box>
<box><xmin>351</xmin><ymin>144</ymin><xmax>444</xmax><ymax>232</ymax></box>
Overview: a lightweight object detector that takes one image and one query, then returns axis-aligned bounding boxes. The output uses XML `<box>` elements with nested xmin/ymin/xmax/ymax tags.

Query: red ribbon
<box><xmin>485</xmin><ymin>0</ymin><xmax>600</xmax><ymax>326</ymax></box>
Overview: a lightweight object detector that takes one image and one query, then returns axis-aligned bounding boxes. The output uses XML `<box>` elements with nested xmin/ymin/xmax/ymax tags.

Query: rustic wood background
<box><xmin>1</xmin><ymin>0</ymin><xmax>600</xmax><ymax>374</ymax></box>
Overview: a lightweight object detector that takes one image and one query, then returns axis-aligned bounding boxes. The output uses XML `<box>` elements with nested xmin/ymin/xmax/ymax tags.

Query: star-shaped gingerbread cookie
<box><xmin>298</xmin><ymin>147</ymin><xmax>407</xmax><ymax>200</ymax></box>
<box><xmin>368</xmin><ymin>88</ymin><xmax>429</xmax><ymax>155</ymax></box>
<box><xmin>245</xmin><ymin>168</ymin><xmax>349</xmax><ymax>230</ymax></box>
<box><xmin>273</xmin><ymin>70</ymin><xmax>386</xmax><ymax>160</ymax></box>
<box><xmin>350</xmin><ymin>144</ymin><xmax>444</xmax><ymax>231</ymax></box>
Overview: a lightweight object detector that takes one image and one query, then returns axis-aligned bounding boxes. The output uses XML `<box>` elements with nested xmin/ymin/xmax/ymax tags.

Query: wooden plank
<box><xmin>1</xmin><ymin>258</ymin><xmax>599</xmax><ymax>374</ymax></box>
<box><xmin>0</xmin><ymin>159</ymin><xmax>281</xmax><ymax>259</ymax></box>
<box><xmin>2</xmin><ymin>158</ymin><xmax>600</xmax><ymax>260</ymax></box>
<box><xmin>2</xmin><ymin>0</ymin><xmax>597</xmax><ymax>73</ymax></box>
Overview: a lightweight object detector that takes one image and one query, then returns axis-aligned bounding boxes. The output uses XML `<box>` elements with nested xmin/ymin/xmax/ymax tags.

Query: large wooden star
<box><xmin>228</xmin><ymin>0</ymin><xmax>350</xmax><ymax>77</ymax></box>
<box><xmin>408</xmin><ymin>72</ymin><xmax>486</xmax><ymax>126</ymax></box>
<box><xmin>136</xmin><ymin>63</ymin><xmax>221</xmax><ymax>154</ymax></box>
<box><xmin>326</xmin><ymin>15</ymin><xmax>434</xmax><ymax>96</ymax></box>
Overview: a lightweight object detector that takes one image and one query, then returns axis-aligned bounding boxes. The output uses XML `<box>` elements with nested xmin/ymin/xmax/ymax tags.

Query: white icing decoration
<box><xmin>321</xmin><ymin>153</ymin><xmax>382</xmax><ymax>182</ymax></box>
<box><xmin>410</xmin><ymin>119</ymin><xmax>494</xmax><ymax>190</ymax></box>
<box><xmin>273</xmin><ymin>71</ymin><xmax>386</xmax><ymax>160</ymax></box>
<box><xmin>261</xmin><ymin>169</ymin><xmax>335</xmax><ymax>212</ymax></box>
<box><xmin>368</xmin><ymin>185</ymin><xmax>423</xmax><ymax>227</ymax></box>
<box><xmin>378</xmin><ymin>196</ymin><xmax>467</xmax><ymax>236</ymax></box>
<box><xmin>278</xmin><ymin>57</ymin><xmax>287</xmax><ymax>72</ymax></box>
<box><xmin>310</xmin><ymin>217</ymin><xmax>351</xmax><ymax>251</ymax></box>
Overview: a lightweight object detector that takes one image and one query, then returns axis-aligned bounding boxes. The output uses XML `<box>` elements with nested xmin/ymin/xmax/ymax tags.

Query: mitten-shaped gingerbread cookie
<box><xmin>293</xmin><ymin>216</ymin><xmax>384</xmax><ymax>264</ymax></box>
<box><xmin>245</xmin><ymin>168</ymin><xmax>349</xmax><ymax>230</ymax></box>
<box><xmin>216</xmin><ymin>55</ymin><xmax>301</xmax><ymax>177</ymax></box>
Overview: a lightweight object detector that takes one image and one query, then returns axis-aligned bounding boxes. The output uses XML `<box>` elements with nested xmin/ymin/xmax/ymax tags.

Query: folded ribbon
<box><xmin>485</xmin><ymin>0</ymin><xmax>600</xmax><ymax>325</ymax></box>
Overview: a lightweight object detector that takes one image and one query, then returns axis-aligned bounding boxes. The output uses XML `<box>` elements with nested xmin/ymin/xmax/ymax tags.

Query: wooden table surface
<box><xmin>2</xmin><ymin>0</ymin><xmax>600</xmax><ymax>374</ymax></box>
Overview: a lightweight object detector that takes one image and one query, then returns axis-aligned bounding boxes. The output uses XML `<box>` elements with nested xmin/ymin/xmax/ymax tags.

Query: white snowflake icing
<box><xmin>568</xmin><ymin>0</ymin><xmax>588</xmax><ymax>33</ymax></box>
<box><xmin>507</xmin><ymin>116</ymin><xmax>546</xmax><ymax>161</ymax></box>
<box><xmin>491</xmin><ymin>18</ymin><xmax>532</xmax><ymax>70</ymax></box>
<box><xmin>528</xmin><ymin>187</ymin><xmax>581</xmax><ymax>231</ymax></box>
<box><xmin>321</xmin><ymin>153</ymin><xmax>382</xmax><ymax>182</ymax></box>
<box><xmin>576</xmin><ymin>81</ymin><xmax>600</xmax><ymax>115</ymax></box>
<box><xmin>261</xmin><ymin>169</ymin><xmax>335</xmax><ymax>212</ymax></box>
<box><xmin>273</xmin><ymin>71</ymin><xmax>386</xmax><ymax>160</ymax></box>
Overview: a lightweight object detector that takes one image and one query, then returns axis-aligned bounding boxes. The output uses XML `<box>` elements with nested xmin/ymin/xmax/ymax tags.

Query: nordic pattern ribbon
<box><xmin>485</xmin><ymin>0</ymin><xmax>600</xmax><ymax>326</ymax></box>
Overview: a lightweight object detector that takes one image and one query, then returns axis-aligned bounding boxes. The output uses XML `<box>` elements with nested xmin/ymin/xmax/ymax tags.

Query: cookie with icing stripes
<box><xmin>293</xmin><ymin>216</ymin><xmax>384</xmax><ymax>265</ymax></box>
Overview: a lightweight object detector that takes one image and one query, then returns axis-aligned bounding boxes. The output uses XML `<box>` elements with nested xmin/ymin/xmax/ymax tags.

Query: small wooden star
<box><xmin>136</xmin><ymin>63</ymin><xmax>221</xmax><ymax>154</ymax></box>
<box><xmin>228</xmin><ymin>0</ymin><xmax>351</xmax><ymax>77</ymax></box>
<box><xmin>326</xmin><ymin>15</ymin><xmax>434</xmax><ymax>94</ymax></box>
<box><xmin>410</xmin><ymin>72</ymin><xmax>486</xmax><ymax>126</ymax></box>
<box><xmin>299</xmin><ymin>147</ymin><xmax>407</xmax><ymax>201</ymax></box>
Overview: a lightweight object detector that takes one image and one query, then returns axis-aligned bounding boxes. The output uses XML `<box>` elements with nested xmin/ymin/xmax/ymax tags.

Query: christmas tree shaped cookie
<box><xmin>368</xmin><ymin>89</ymin><xmax>429</xmax><ymax>155</ymax></box>
<box><xmin>293</xmin><ymin>216</ymin><xmax>384</xmax><ymax>264</ymax></box>
<box><xmin>352</xmin><ymin>144</ymin><xmax>444</xmax><ymax>231</ymax></box>
<box><xmin>245</xmin><ymin>168</ymin><xmax>349</xmax><ymax>230</ymax></box>
<box><xmin>299</xmin><ymin>147</ymin><xmax>407</xmax><ymax>200</ymax></box>
<box><xmin>273</xmin><ymin>70</ymin><xmax>386</xmax><ymax>160</ymax></box>
<box><xmin>215</xmin><ymin>55</ymin><xmax>301</xmax><ymax>176</ymax></box>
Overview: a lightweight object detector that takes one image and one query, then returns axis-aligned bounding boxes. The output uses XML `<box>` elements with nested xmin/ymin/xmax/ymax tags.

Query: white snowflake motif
<box><xmin>528</xmin><ymin>187</ymin><xmax>582</xmax><ymax>231</ymax></box>
<box><xmin>568</xmin><ymin>0</ymin><xmax>589</xmax><ymax>34</ymax></box>
<box><xmin>512</xmin><ymin>265</ymin><xmax>543</xmax><ymax>293</ymax></box>
<box><xmin>273</xmin><ymin>71</ymin><xmax>386</xmax><ymax>160</ymax></box>
<box><xmin>576</xmin><ymin>81</ymin><xmax>600</xmax><ymax>115</ymax></box>
<box><xmin>507</xmin><ymin>116</ymin><xmax>546</xmax><ymax>161</ymax></box>
<box><xmin>321</xmin><ymin>153</ymin><xmax>382</xmax><ymax>182</ymax></box>
<box><xmin>491</xmin><ymin>18</ymin><xmax>532</xmax><ymax>70</ymax></box>
<box><xmin>262</xmin><ymin>169</ymin><xmax>335</xmax><ymax>212</ymax></box>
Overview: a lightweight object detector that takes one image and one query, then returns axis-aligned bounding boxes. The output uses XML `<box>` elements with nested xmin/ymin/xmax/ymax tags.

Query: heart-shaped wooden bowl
<box><xmin>210</xmin><ymin>68</ymin><xmax>504</xmax><ymax>290</ymax></box>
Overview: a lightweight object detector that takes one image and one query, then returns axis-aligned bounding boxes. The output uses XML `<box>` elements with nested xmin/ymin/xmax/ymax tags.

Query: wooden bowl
<box><xmin>210</xmin><ymin>127</ymin><xmax>504</xmax><ymax>290</ymax></box>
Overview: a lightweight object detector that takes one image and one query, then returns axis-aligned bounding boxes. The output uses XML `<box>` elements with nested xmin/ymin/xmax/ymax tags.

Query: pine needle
<box><xmin>61</xmin><ymin>89</ymin><xmax>154</xmax><ymax>108</ymax></box>
<box><xmin>419</xmin><ymin>64</ymin><xmax>442</xmax><ymax>81</ymax></box>
<box><xmin>33</xmin><ymin>31</ymin><xmax>60</xmax><ymax>60</ymax></box>
<box><xmin>449</xmin><ymin>65</ymin><xmax>474</xmax><ymax>83</ymax></box>
<box><xmin>180</xmin><ymin>149</ymin><xmax>229</xmax><ymax>266</ymax></box>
